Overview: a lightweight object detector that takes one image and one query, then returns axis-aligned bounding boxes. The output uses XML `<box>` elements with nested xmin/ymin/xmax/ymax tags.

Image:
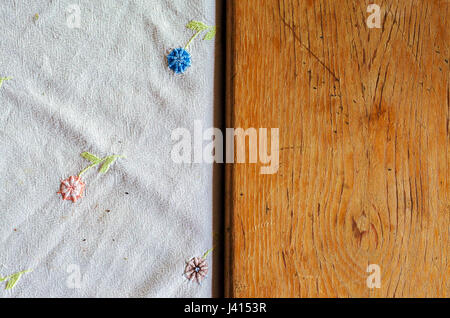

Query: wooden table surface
<box><xmin>225</xmin><ymin>0</ymin><xmax>448</xmax><ymax>297</ymax></box>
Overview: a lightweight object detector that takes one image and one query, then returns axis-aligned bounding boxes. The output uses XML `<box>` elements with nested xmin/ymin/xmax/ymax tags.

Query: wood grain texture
<box><xmin>225</xmin><ymin>0</ymin><xmax>449</xmax><ymax>298</ymax></box>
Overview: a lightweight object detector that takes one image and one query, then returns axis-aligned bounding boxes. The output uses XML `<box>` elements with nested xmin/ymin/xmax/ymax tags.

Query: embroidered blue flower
<box><xmin>165</xmin><ymin>21</ymin><xmax>216</xmax><ymax>75</ymax></box>
<box><xmin>167</xmin><ymin>48</ymin><xmax>192</xmax><ymax>74</ymax></box>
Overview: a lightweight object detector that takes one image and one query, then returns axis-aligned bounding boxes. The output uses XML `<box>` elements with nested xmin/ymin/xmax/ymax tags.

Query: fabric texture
<box><xmin>0</xmin><ymin>0</ymin><xmax>216</xmax><ymax>297</ymax></box>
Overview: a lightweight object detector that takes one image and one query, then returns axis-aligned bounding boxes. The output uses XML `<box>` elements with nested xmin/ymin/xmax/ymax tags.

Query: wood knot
<box><xmin>355</xmin><ymin>213</ymin><xmax>369</xmax><ymax>233</ymax></box>
<box><xmin>352</xmin><ymin>212</ymin><xmax>379</xmax><ymax>250</ymax></box>
<box><xmin>352</xmin><ymin>212</ymin><xmax>369</xmax><ymax>242</ymax></box>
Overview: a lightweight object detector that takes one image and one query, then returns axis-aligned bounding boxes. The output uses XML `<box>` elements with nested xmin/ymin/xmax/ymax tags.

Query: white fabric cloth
<box><xmin>0</xmin><ymin>0</ymin><xmax>216</xmax><ymax>297</ymax></box>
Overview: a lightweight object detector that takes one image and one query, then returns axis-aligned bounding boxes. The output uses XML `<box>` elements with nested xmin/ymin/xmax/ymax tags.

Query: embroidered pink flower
<box><xmin>57</xmin><ymin>152</ymin><xmax>124</xmax><ymax>203</ymax></box>
<box><xmin>184</xmin><ymin>257</ymin><xmax>208</xmax><ymax>284</ymax></box>
<box><xmin>57</xmin><ymin>176</ymin><xmax>85</xmax><ymax>203</ymax></box>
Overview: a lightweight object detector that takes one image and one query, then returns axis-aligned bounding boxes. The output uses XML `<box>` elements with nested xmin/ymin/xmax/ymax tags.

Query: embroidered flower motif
<box><xmin>58</xmin><ymin>176</ymin><xmax>85</xmax><ymax>203</ymax></box>
<box><xmin>167</xmin><ymin>48</ymin><xmax>192</xmax><ymax>74</ymax></box>
<box><xmin>184</xmin><ymin>248</ymin><xmax>213</xmax><ymax>284</ymax></box>
<box><xmin>57</xmin><ymin>152</ymin><xmax>125</xmax><ymax>204</ymax></box>
<box><xmin>166</xmin><ymin>20</ymin><xmax>216</xmax><ymax>74</ymax></box>
<box><xmin>184</xmin><ymin>257</ymin><xmax>208</xmax><ymax>284</ymax></box>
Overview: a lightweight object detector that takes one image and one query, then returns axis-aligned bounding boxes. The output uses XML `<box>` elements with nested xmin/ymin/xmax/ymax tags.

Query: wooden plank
<box><xmin>225</xmin><ymin>0</ymin><xmax>449</xmax><ymax>298</ymax></box>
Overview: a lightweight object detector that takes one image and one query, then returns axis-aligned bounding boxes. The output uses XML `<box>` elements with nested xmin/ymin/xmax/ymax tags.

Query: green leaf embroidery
<box><xmin>78</xmin><ymin>153</ymin><xmax>124</xmax><ymax>177</ymax></box>
<box><xmin>203</xmin><ymin>27</ymin><xmax>216</xmax><ymax>41</ymax></box>
<box><xmin>81</xmin><ymin>152</ymin><xmax>101</xmax><ymax>163</ymax></box>
<box><xmin>184</xmin><ymin>21</ymin><xmax>216</xmax><ymax>49</ymax></box>
<box><xmin>0</xmin><ymin>77</ymin><xmax>12</xmax><ymax>89</ymax></box>
<box><xmin>5</xmin><ymin>273</ymin><xmax>22</xmax><ymax>290</ymax></box>
<box><xmin>99</xmin><ymin>156</ymin><xmax>118</xmax><ymax>174</ymax></box>
<box><xmin>1</xmin><ymin>270</ymin><xmax>32</xmax><ymax>290</ymax></box>
<box><xmin>186</xmin><ymin>20</ymin><xmax>209</xmax><ymax>32</ymax></box>
<box><xmin>202</xmin><ymin>248</ymin><xmax>214</xmax><ymax>259</ymax></box>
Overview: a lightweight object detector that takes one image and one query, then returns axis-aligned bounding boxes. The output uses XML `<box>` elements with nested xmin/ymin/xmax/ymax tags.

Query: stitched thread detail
<box><xmin>78</xmin><ymin>152</ymin><xmax>125</xmax><ymax>176</ymax></box>
<box><xmin>185</xmin><ymin>21</ymin><xmax>216</xmax><ymax>49</ymax></box>
<box><xmin>166</xmin><ymin>20</ymin><xmax>216</xmax><ymax>74</ymax></box>
<box><xmin>167</xmin><ymin>48</ymin><xmax>192</xmax><ymax>74</ymax></box>
<box><xmin>0</xmin><ymin>269</ymin><xmax>32</xmax><ymax>290</ymax></box>
<box><xmin>57</xmin><ymin>152</ymin><xmax>125</xmax><ymax>203</ymax></box>
<box><xmin>202</xmin><ymin>248</ymin><xmax>213</xmax><ymax>259</ymax></box>
<box><xmin>184</xmin><ymin>248</ymin><xmax>213</xmax><ymax>284</ymax></box>
<box><xmin>0</xmin><ymin>77</ymin><xmax>12</xmax><ymax>89</ymax></box>
<box><xmin>57</xmin><ymin>176</ymin><xmax>85</xmax><ymax>203</ymax></box>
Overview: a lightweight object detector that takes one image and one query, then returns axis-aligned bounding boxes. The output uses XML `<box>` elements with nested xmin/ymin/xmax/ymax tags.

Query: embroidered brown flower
<box><xmin>184</xmin><ymin>257</ymin><xmax>208</xmax><ymax>284</ymax></box>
